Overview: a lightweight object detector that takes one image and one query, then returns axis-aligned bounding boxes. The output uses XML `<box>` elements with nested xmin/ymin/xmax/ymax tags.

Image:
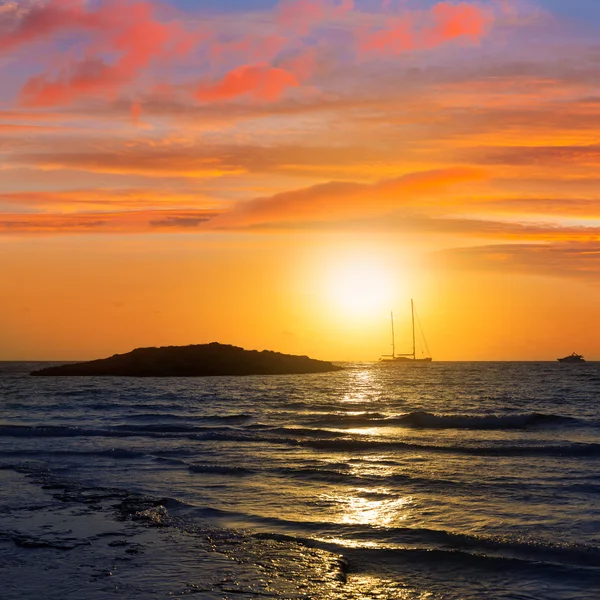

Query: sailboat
<box><xmin>380</xmin><ymin>300</ymin><xmax>432</xmax><ymax>362</ymax></box>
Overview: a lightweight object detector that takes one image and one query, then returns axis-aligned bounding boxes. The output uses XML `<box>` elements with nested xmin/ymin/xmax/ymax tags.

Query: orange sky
<box><xmin>1</xmin><ymin>0</ymin><xmax>599</xmax><ymax>361</ymax></box>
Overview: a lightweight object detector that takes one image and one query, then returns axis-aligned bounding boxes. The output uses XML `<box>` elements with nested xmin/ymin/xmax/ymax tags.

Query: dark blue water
<box><xmin>1</xmin><ymin>361</ymin><xmax>600</xmax><ymax>598</ymax></box>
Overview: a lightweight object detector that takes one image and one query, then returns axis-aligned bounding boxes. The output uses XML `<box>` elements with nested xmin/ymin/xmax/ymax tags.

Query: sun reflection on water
<box><xmin>347</xmin><ymin>575</ymin><xmax>436</xmax><ymax>600</ymax></box>
<box><xmin>344</xmin><ymin>427</ymin><xmax>383</xmax><ymax>436</ymax></box>
<box><xmin>319</xmin><ymin>485</ymin><xmax>414</xmax><ymax>529</ymax></box>
<box><xmin>341</xmin><ymin>369</ymin><xmax>382</xmax><ymax>404</ymax></box>
<box><xmin>341</xmin><ymin>393</ymin><xmax>370</xmax><ymax>404</ymax></box>
<box><xmin>313</xmin><ymin>536</ymin><xmax>382</xmax><ymax>549</ymax></box>
<box><xmin>340</xmin><ymin>492</ymin><xmax>412</xmax><ymax>527</ymax></box>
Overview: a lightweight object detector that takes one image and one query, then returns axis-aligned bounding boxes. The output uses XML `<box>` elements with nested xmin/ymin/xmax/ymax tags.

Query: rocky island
<box><xmin>30</xmin><ymin>343</ymin><xmax>342</xmax><ymax>377</ymax></box>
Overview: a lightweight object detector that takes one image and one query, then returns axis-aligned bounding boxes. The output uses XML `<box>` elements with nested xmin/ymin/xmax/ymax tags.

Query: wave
<box><xmin>292</xmin><ymin>436</ymin><xmax>600</xmax><ymax>457</ymax></box>
<box><xmin>4</xmin><ymin>460</ymin><xmax>598</xmax><ymax>582</ymax></box>
<box><xmin>371</xmin><ymin>527</ymin><xmax>600</xmax><ymax>568</ymax></box>
<box><xmin>176</xmin><ymin>459</ymin><xmax>411</xmax><ymax>486</ymax></box>
<box><xmin>177</xmin><ymin>503</ymin><xmax>600</xmax><ymax>570</ymax></box>
<box><xmin>197</xmin><ymin>413</ymin><xmax>252</xmax><ymax>423</ymax></box>
<box><xmin>0</xmin><ymin>425</ymin><xmax>139</xmax><ymax>438</ymax></box>
<box><xmin>3</xmin><ymin>424</ymin><xmax>600</xmax><ymax>459</ymax></box>
<box><xmin>127</xmin><ymin>412</ymin><xmax>252</xmax><ymax>423</ymax></box>
<box><xmin>179</xmin><ymin>459</ymin><xmax>600</xmax><ymax>495</ymax></box>
<box><xmin>194</xmin><ymin>430</ymin><xmax>600</xmax><ymax>457</ymax></box>
<box><xmin>303</xmin><ymin>412</ymin><xmax>389</xmax><ymax>426</ymax></box>
<box><xmin>279</xmin><ymin>468</ymin><xmax>475</xmax><ymax>490</ymax></box>
<box><xmin>304</xmin><ymin>411</ymin><xmax>582</xmax><ymax>430</ymax></box>
<box><xmin>125</xmin><ymin>413</ymin><xmax>252</xmax><ymax>424</ymax></box>
<box><xmin>390</xmin><ymin>411</ymin><xmax>579</xmax><ymax>430</ymax></box>
<box><xmin>188</xmin><ymin>464</ymin><xmax>254</xmax><ymax>476</ymax></box>
<box><xmin>0</xmin><ymin>423</ymin><xmax>239</xmax><ymax>439</ymax></box>
<box><xmin>262</xmin><ymin>427</ymin><xmax>349</xmax><ymax>439</ymax></box>
<box><xmin>153</xmin><ymin>456</ymin><xmax>191</xmax><ymax>466</ymax></box>
<box><xmin>331</xmin><ymin>546</ymin><xmax>600</xmax><ymax>579</ymax></box>
<box><xmin>112</xmin><ymin>424</ymin><xmax>236</xmax><ymax>434</ymax></box>
<box><xmin>275</xmin><ymin>466</ymin><xmax>354</xmax><ymax>484</ymax></box>
<box><xmin>0</xmin><ymin>448</ymin><xmax>149</xmax><ymax>462</ymax></box>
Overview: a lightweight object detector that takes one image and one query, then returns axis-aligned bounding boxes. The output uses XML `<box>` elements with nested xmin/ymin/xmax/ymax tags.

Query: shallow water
<box><xmin>1</xmin><ymin>361</ymin><xmax>600</xmax><ymax>598</ymax></box>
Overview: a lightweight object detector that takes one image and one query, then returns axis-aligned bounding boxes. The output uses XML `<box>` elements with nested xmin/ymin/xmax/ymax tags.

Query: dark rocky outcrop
<box><xmin>30</xmin><ymin>343</ymin><xmax>342</xmax><ymax>377</ymax></box>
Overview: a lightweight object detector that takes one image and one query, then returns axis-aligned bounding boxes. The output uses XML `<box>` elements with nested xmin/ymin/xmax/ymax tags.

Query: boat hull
<box><xmin>557</xmin><ymin>353</ymin><xmax>586</xmax><ymax>363</ymax></box>
<box><xmin>384</xmin><ymin>357</ymin><xmax>433</xmax><ymax>362</ymax></box>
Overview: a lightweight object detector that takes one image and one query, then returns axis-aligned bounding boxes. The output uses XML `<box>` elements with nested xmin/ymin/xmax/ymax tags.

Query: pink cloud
<box><xmin>361</xmin><ymin>1</ymin><xmax>494</xmax><ymax>56</ymax></box>
<box><xmin>15</xmin><ymin>0</ymin><xmax>193</xmax><ymax>107</ymax></box>
<box><xmin>428</xmin><ymin>2</ymin><xmax>493</xmax><ymax>44</ymax></box>
<box><xmin>4</xmin><ymin>0</ymin><xmax>498</xmax><ymax>111</ymax></box>
<box><xmin>0</xmin><ymin>0</ymin><xmax>99</xmax><ymax>54</ymax></box>
<box><xmin>196</xmin><ymin>64</ymin><xmax>299</xmax><ymax>103</ymax></box>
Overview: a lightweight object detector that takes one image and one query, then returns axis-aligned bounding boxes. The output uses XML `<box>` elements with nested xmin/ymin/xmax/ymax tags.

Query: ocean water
<box><xmin>1</xmin><ymin>361</ymin><xmax>600</xmax><ymax>599</ymax></box>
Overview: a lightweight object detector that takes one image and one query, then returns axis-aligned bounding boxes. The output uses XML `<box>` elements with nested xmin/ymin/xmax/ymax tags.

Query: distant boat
<box><xmin>557</xmin><ymin>353</ymin><xmax>586</xmax><ymax>363</ymax></box>
<box><xmin>381</xmin><ymin>300</ymin><xmax>432</xmax><ymax>362</ymax></box>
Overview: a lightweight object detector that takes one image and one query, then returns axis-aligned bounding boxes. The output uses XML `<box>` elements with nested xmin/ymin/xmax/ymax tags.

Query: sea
<box><xmin>1</xmin><ymin>361</ymin><xmax>600</xmax><ymax>599</ymax></box>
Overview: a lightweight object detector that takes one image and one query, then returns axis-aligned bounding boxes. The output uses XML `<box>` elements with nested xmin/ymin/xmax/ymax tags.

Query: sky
<box><xmin>1</xmin><ymin>0</ymin><xmax>600</xmax><ymax>361</ymax></box>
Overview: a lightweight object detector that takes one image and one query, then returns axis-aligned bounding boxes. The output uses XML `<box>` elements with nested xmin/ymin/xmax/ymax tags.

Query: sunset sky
<box><xmin>2</xmin><ymin>0</ymin><xmax>600</xmax><ymax>361</ymax></box>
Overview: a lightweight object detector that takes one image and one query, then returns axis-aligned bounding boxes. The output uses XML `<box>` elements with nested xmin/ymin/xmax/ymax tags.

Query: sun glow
<box><xmin>324</xmin><ymin>258</ymin><xmax>394</xmax><ymax>318</ymax></box>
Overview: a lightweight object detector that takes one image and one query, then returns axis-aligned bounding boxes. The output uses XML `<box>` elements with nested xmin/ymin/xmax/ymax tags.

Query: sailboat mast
<box><xmin>411</xmin><ymin>299</ymin><xmax>416</xmax><ymax>360</ymax></box>
<box><xmin>391</xmin><ymin>311</ymin><xmax>396</xmax><ymax>358</ymax></box>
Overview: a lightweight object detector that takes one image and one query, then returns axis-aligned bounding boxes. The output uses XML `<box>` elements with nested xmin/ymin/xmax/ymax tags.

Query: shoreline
<box><xmin>0</xmin><ymin>465</ymin><xmax>351</xmax><ymax>599</ymax></box>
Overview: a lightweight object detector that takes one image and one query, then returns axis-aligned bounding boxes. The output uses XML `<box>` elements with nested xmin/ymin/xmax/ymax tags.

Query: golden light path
<box><xmin>339</xmin><ymin>490</ymin><xmax>413</xmax><ymax>527</ymax></box>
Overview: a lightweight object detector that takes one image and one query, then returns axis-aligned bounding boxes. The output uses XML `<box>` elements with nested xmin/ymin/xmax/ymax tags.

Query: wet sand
<box><xmin>1</xmin><ymin>466</ymin><xmax>351</xmax><ymax>599</ymax></box>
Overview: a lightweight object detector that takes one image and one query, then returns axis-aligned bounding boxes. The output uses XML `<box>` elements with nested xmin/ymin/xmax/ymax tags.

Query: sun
<box><xmin>325</xmin><ymin>259</ymin><xmax>393</xmax><ymax>318</ymax></box>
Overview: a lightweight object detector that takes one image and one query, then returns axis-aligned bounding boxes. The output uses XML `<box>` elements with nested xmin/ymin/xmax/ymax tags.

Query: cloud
<box><xmin>149</xmin><ymin>214</ymin><xmax>213</xmax><ymax>228</ymax></box>
<box><xmin>4</xmin><ymin>167</ymin><xmax>600</xmax><ymax>251</ymax></box>
<box><xmin>360</xmin><ymin>1</ymin><xmax>494</xmax><ymax>57</ymax></box>
<box><xmin>429</xmin><ymin>2</ymin><xmax>493</xmax><ymax>42</ymax></box>
<box><xmin>0</xmin><ymin>188</ymin><xmax>221</xmax><ymax>211</ymax></box>
<box><xmin>0</xmin><ymin>209</ymin><xmax>220</xmax><ymax>234</ymax></box>
<box><xmin>214</xmin><ymin>167</ymin><xmax>485</xmax><ymax>227</ymax></box>
<box><xmin>0</xmin><ymin>0</ymin><xmax>96</xmax><ymax>55</ymax></box>
<box><xmin>0</xmin><ymin>123</ymin><xmax>61</xmax><ymax>132</ymax></box>
<box><xmin>440</xmin><ymin>241</ymin><xmax>600</xmax><ymax>279</ymax></box>
<box><xmin>478</xmin><ymin>197</ymin><xmax>600</xmax><ymax>219</ymax></box>
<box><xmin>215</xmin><ymin>209</ymin><xmax>600</xmax><ymax>241</ymax></box>
<box><xmin>196</xmin><ymin>64</ymin><xmax>299</xmax><ymax>103</ymax></box>
<box><xmin>4</xmin><ymin>0</ymin><xmax>500</xmax><ymax>110</ymax></box>
<box><xmin>4</xmin><ymin>139</ymin><xmax>403</xmax><ymax>179</ymax></box>
<box><xmin>467</xmin><ymin>144</ymin><xmax>600</xmax><ymax>166</ymax></box>
<box><xmin>17</xmin><ymin>0</ymin><xmax>191</xmax><ymax>108</ymax></box>
<box><xmin>8</xmin><ymin>149</ymin><xmax>246</xmax><ymax>178</ymax></box>
<box><xmin>418</xmin><ymin>218</ymin><xmax>600</xmax><ymax>241</ymax></box>
<box><xmin>2</xmin><ymin>0</ymin><xmax>599</xmax><ymax>293</ymax></box>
